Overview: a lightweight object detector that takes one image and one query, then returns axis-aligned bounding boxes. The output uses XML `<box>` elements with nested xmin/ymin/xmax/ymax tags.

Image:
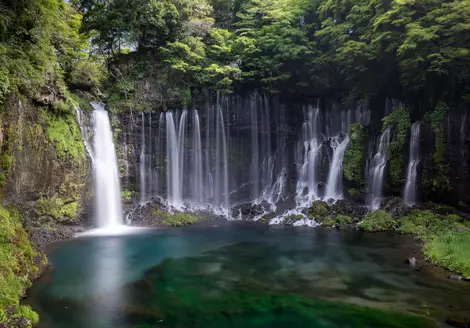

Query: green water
<box><xmin>27</xmin><ymin>223</ymin><xmax>470</xmax><ymax>328</ymax></box>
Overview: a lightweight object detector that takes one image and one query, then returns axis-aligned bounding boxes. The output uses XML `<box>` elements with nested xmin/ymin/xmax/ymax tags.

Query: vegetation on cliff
<box><xmin>0</xmin><ymin>206</ymin><xmax>41</xmax><ymax>326</ymax></box>
<box><xmin>69</xmin><ymin>0</ymin><xmax>470</xmax><ymax>112</ymax></box>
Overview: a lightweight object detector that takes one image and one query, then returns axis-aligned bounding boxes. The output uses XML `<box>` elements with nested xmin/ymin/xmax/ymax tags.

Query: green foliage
<box><xmin>121</xmin><ymin>190</ymin><xmax>134</xmax><ymax>201</ymax></box>
<box><xmin>382</xmin><ymin>107</ymin><xmax>411</xmax><ymax>186</ymax></box>
<box><xmin>343</xmin><ymin>124</ymin><xmax>366</xmax><ymax>185</ymax></box>
<box><xmin>46</xmin><ymin>116</ymin><xmax>85</xmax><ymax>161</ymax></box>
<box><xmin>152</xmin><ymin>209</ymin><xmax>199</xmax><ymax>226</ymax></box>
<box><xmin>35</xmin><ymin>196</ymin><xmax>78</xmax><ymax>222</ymax></box>
<box><xmin>0</xmin><ymin>205</ymin><xmax>39</xmax><ymax>325</ymax></box>
<box><xmin>306</xmin><ymin>201</ymin><xmax>329</xmax><ymax>220</ymax></box>
<box><xmin>335</xmin><ymin>215</ymin><xmax>353</xmax><ymax>225</ymax></box>
<box><xmin>359</xmin><ymin>210</ymin><xmax>396</xmax><ymax>232</ymax></box>
<box><xmin>283</xmin><ymin>214</ymin><xmax>304</xmax><ymax>224</ymax></box>
<box><xmin>424</xmin><ymin>230</ymin><xmax>470</xmax><ymax>278</ymax></box>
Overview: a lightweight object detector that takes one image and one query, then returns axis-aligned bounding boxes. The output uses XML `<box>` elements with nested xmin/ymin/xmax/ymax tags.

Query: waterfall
<box><xmin>403</xmin><ymin>122</ymin><xmax>421</xmax><ymax>206</ymax></box>
<box><xmin>91</xmin><ymin>102</ymin><xmax>123</xmax><ymax>228</ymax></box>
<box><xmin>166</xmin><ymin>112</ymin><xmax>183</xmax><ymax>207</ymax></box>
<box><xmin>215</xmin><ymin>104</ymin><xmax>229</xmax><ymax>210</ymax></box>
<box><xmin>139</xmin><ymin>112</ymin><xmax>147</xmax><ymax>203</ymax></box>
<box><xmin>367</xmin><ymin>128</ymin><xmax>391</xmax><ymax>209</ymax></box>
<box><xmin>250</xmin><ymin>95</ymin><xmax>260</xmax><ymax>199</ymax></box>
<box><xmin>324</xmin><ymin>135</ymin><xmax>350</xmax><ymax>200</ymax></box>
<box><xmin>191</xmin><ymin>110</ymin><xmax>204</xmax><ymax>204</ymax></box>
<box><xmin>295</xmin><ymin>106</ymin><xmax>322</xmax><ymax>206</ymax></box>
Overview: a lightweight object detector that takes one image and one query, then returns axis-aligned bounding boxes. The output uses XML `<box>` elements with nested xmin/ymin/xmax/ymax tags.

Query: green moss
<box><xmin>35</xmin><ymin>196</ymin><xmax>78</xmax><ymax>222</ymax></box>
<box><xmin>46</xmin><ymin>116</ymin><xmax>85</xmax><ymax>161</ymax></box>
<box><xmin>307</xmin><ymin>200</ymin><xmax>329</xmax><ymax>220</ymax></box>
<box><xmin>152</xmin><ymin>209</ymin><xmax>199</xmax><ymax>227</ymax></box>
<box><xmin>283</xmin><ymin>214</ymin><xmax>304</xmax><ymax>224</ymax></box>
<box><xmin>382</xmin><ymin>107</ymin><xmax>411</xmax><ymax>186</ymax></box>
<box><xmin>343</xmin><ymin>123</ymin><xmax>366</xmax><ymax>185</ymax></box>
<box><xmin>359</xmin><ymin>210</ymin><xmax>396</xmax><ymax>232</ymax></box>
<box><xmin>0</xmin><ymin>205</ymin><xmax>40</xmax><ymax>325</ymax></box>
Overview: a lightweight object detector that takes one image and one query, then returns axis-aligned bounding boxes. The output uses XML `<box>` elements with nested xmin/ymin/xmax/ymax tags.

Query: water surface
<box><xmin>27</xmin><ymin>223</ymin><xmax>470</xmax><ymax>327</ymax></box>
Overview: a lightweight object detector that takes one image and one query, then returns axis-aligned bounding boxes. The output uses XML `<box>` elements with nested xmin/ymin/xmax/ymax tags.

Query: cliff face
<box><xmin>110</xmin><ymin>94</ymin><xmax>470</xmax><ymax>212</ymax></box>
<box><xmin>1</xmin><ymin>94</ymin><xmax>91</xmax><ymax>244</ymax></box>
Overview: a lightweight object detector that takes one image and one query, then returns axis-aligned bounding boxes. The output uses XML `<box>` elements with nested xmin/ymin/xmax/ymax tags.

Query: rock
<box><xmin>382</xmin><ymin>197</ymin><xmax>411</xmax><ymax>217</ymax></box>
<box><xmin>406</xmin><ymin>257</ymin><xmax>417</xmax><ymax>265</ymax></box>
<box><xmin>446</xmin><ymin>317</ymin><xmax>470</xmax><ymax>328</ymax></box>
<box><xmin>329</xmin><ymin>199</ymin><xmax>368</xmax><ymax>218</ymax></box>
<box><xmin>448</xmin><ymin>275</ymin><xmax>463</xmax><ymax>281</ymax></box>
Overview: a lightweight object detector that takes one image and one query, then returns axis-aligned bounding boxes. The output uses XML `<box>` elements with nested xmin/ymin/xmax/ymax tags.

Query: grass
<box><xmin>423</xmin><ymin>230</ymin><xmax>470</xmax><ymax>277</ymax></box>
<box><xmin>361</xmin><ymin>209</ymin><xmax>470</xmax><ymax>277</ymax></box>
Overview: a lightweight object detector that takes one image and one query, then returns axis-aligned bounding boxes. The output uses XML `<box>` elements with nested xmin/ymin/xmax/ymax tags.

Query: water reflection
<box><xmin>88</xmin><ymin>237</ymin><xmax>124</xmax><ymax>327</ymax></box>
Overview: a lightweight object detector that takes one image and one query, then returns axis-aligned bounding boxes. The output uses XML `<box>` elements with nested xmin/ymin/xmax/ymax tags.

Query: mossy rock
<box><xmin>152</xmin><ymin>209</ymin><xmax>199</xmax><ymax>227</ymax></box>
<box><xmin>283</xmin><ymin>214</ymin><xmax>304</xmax><ymax>225</ymax></box>
<box><xmin>307</xmin><ymin>201</ymin><xmax>329</xmax><ymax>220</ymax></box>
<box><xmin>359</xmin><ymin>210</ymin><xmax>396</xmax><ymax>232</ymax></box>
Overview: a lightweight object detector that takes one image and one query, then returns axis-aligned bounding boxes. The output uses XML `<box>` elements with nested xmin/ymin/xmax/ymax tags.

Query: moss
<box><xmin>283</xmin><ymin>214</ymin><xmax>304</xmax><ymax>224</ymax></box>
<box><xmin>382</xmin><ymin>107</ymin><xmax>411</xmax><ymax>186</ymax></box>
<box><xmin>359</xmin><ymin>210</ymin><xmax>396</xmax><ymax>232</ymax></box>
<box><xmin>46</xmin><ymin>115</ymin><xmax>85</xmax><ymax>161</ymax></box>
<box><xmin>152</xmin><ymin>209</ymin><xmax>199</xmax><ymax>227</ymax></box>
<box><xmin>343</xmin><ymin>123</ymin><xmax>366</xmax><ymax>185</ymax></box>
<box><xmin>306</xmin><ymin>200</ymin><xmax>329</xmax><ymax>220</ymax></box>
<box><xmin>0</xmin><ymin>205</ymin><xmax>40</xmax><ymax>325</ymax></box>
<box><xmin>35</xmin><ymin>196</ymin><xmax>78</xmax><ymax>222</ymax></box>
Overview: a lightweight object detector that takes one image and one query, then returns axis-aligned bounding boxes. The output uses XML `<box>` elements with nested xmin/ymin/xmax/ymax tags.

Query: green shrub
<box><xmin>359</xmin><ymin>210</ymin><xmax>396</xmax><ymax>232</ymax></box>
<box><xmin>121</xmin><ymin>190</ymin><xmax>134</xmax><ymax>201</ymax></box>
<box><xmin>335</xmin><ymin>215</ymin><xmax>353</xmax><ymax>225</ymax></box>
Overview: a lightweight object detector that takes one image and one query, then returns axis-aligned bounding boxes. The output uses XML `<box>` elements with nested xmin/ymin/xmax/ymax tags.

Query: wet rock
<box><xmin>446</xmin><ymin>317</ymin><xmax>470</xmax><ymax>328</ymax></box>
<box><xmin>448</xmin><ymin>275</ymin><xmax>463</xmax><ymax>281</ymax></box>
<box><xmin>406</xmin><ymin>257</ymin><xmax>417</xmax><ymax>265</ymax></box>
<box><xmin>329</xmin><ymin>199</ymin><xmax>368</xmax><ymax>218</ymax></box>
<box><xmin>382</xmin><ymin>197</ymin><xmax>411</xmax><ymax>217</ymax></box>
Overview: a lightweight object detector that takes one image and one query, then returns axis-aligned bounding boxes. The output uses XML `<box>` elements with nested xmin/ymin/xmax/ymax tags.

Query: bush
<box><xmin>359</xmin><ymin>210</ymin><xmax>396</xmax><ymax>232</ymax></box>
<box><xmin>335</xmin><ymin>215</ymin><xmax>353</xmax><ymax>225</ymax></box>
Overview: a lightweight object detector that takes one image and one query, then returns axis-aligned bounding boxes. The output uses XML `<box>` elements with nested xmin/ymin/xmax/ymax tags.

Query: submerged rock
<box><xmin>448</xmin><ymin>275</ymin><xmax>463</xmax><ymax>281</ymax></box>
<box><xmin>406</xmin><ymin>257</ymin><xmax>417</xmax><ymax>265</ymax></box>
